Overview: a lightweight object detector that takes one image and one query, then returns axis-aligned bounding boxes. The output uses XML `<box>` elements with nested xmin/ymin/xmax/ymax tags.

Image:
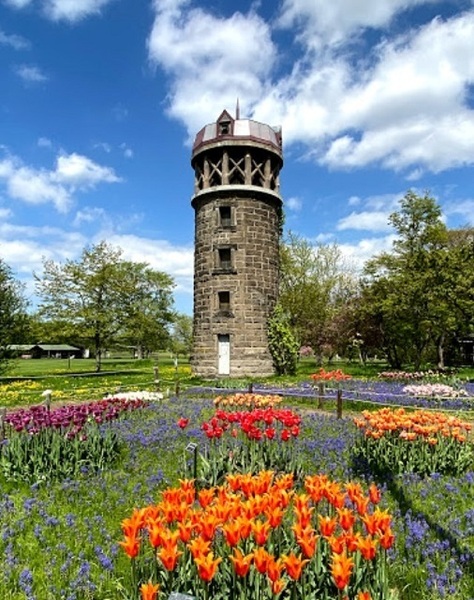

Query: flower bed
<box><xmin>120</xmin><ymin>471</ymin><xmax>394</xmax><ymax>600</ymax></box>
<box><xmin>0</xmin><ymin>397</ymin><xmax>149</xmax><ymax>483</ymax></box>
<box><xmin>353</xmin><ymin>407</ymin><xmax>474</xmax><ymax>476</ymax></box>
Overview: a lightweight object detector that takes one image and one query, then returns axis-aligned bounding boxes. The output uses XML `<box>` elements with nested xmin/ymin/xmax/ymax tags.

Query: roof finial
<box><xmin>235</xmin><ymin>98</ymin><xmax>240</xmax><ymax>120</ymax></box>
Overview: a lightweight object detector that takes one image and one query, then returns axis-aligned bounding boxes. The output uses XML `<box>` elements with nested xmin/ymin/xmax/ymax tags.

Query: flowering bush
<box><xmin>120</xmin><ymin>470</ymin><xmax>395</xmax><ymax>600</ymax></box>
<box><xmin>180</xmin><ymin>407</ymin><xmax>303</xmax><ymax>486</ymax></box>
<box><xmin>353</xmin><ymin>408</ymin><xmax>474</xmax><ymax>477</ymax></box>
<box><xmin>213</xmin><ymin>393</ymin><xmax>282</xmax><ymax>409</ymax></box>
<box><xmin>310</xmin><ymin>368</ymin><xmax>352</xmax><ymax>382</ymax></box>
<box><xmin>402</xmin><ymin>384</ymin><xmax>468</xmax><ymax>399</ymax></box>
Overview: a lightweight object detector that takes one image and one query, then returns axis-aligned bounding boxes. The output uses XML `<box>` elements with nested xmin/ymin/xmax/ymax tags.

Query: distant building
<box><xmin>190</xmin><ymin>108</ymin><xmax>283</xmax><ymax>377</ymax></box>
<box><xmin>7</xmin><ymin>344</ymin><xmax>83</xmax><ymax>359</ymax></box>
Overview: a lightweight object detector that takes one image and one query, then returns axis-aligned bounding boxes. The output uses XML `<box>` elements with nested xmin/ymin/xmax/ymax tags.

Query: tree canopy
<box><xmin>359</xmin><ymin>191</ymin><xmax>474</xmax><ymax>368</ymax></box>
<box><xmin>35</xmin><ymin>241</ymin><xmax>176</xmax><ymax>370</ymax></box>
<box><xmin>0</xmin><ymin>258</ymin><xmax>29</xmax><ymax>374</ymax></box>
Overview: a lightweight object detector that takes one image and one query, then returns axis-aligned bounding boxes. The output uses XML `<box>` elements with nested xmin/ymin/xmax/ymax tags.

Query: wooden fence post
<box><xmin>336</xmin><ymin>385</ymin><xmax>343</xmax><ymax>419</ymax></box>
<box><xmin>0</xmin><ymin>408</ymin><xmax>6</xmax><ymax>442</ymax></box>
<box><xmin>318</xmin><ymin>382</ymin><xmax>324</xmax><ymax>409</ymax></box>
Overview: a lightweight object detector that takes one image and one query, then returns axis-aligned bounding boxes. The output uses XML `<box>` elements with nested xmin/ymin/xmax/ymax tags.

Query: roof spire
<box><xmin>235</xmin><ymin>98</ymin><xmax>240</xmax><ymax>120</ymax></box>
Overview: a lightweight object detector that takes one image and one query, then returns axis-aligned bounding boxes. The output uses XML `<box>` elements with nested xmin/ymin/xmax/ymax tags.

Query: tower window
<box><xmin>219</xmin><ymin>206</ymin><xmax>232</xmax><ymax>228</ymax></box>
<box><xmin>219</xmin><ymin>121</ymin><xmax>230</xmax><ymax>135</ymax></box>
<box><xmin>218</xmin><ymin>248</ymin><xmax>232</xmax><ymax>270</ymax></box>
<box><xmin>218</xmin><ymin>291</ymin><xmax>230</xmax><ymax>311</ymax></box>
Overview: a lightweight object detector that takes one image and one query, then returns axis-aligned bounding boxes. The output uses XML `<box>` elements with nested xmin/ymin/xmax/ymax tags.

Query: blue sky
<box><xmin>1</xmin><ymin>0</ymin><xmax>474</xmax><ymax>316</ymax></box>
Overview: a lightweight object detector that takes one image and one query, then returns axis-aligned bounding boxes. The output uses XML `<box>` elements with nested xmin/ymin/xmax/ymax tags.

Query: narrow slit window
<box><xmin>218</xmin><ymin>248</ymin><xmax>232</xmax><ymax>270</ymax></box>
<box><xmin>218</xmin><ymin>291</ymin><xmax>230</xmax><ymax>311</ymax></box>
<box><xmin>219</xmin><ymin>206</ymin><xmax>232</xmax><ymax>228</ymax></box>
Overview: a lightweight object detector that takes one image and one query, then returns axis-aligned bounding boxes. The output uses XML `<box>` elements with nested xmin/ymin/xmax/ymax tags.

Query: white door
<box><xmin>218</xmin><ymin>334</ymin><xmax>230</xmax><ymax>375</ymax></box>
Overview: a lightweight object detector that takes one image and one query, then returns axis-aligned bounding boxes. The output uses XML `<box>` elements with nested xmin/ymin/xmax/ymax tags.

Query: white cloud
<box><xmin>4</xmin><ymin>0</ymin><xmax>114</xmax><ymax>22</ymax></box>
<box><xmin>148</xmin><ymin>2</ymin><xmax>474</xmax><ymax>175</ymax></box>
<box><xmin>444</xmin><ymin>199</ymin><xmax>474</xmax><ymax>225</ymax></box>
<box><xmin>339</xmin><ymin>234</ymin><xmax>398</xmax><ymax>269</ymax></box>
<box><xmin>14</xmin><ymin>64</ymin><xmax>48</xmax><ymax>83</ymax></box>
<box><xmin>53</xmin><ymin>153</ymin><xmax>122</xmax><ymax>188</ymax></box>
<box><xmin>73</xmin><ymin>207</ymin><xmax>107</xmax><ymax>226</ymax></box>
<box><xmin>0</xmin><ymin>151</ymin><xmax>122</xmax><ymax>213</ymax></box>
<box><xmin>105</xmin><ymin>233</ymin><xmax>194</xmax><ymax>293</ymax></box>
<box><xmin>147</xmin><ymin>1</ymin><xmax>276</xmax><ymax>136</ymax></box>
<box><xmin>337</xmin><ymin>211</ymin><xmax>392</xmax><ymax>232</ymax></box>
<box><xmin>276</xmin><ymin>0</ymin><xmax>442</xmax><ymax>48</ymax></box>
<box><xmin>286</xmin><ymin>196</ymin><xmax>302</xmax><ymax>212</ymax></box>
<box><xmin>44</xmin><ymin>0</ymin><xmax>113</xmax><ymax>22</ymax></box>
<box><xmin>0</xmin><ymin>29</ymin><xmax>30</xmax><ymax>50</ymax></box>
<box><xmin>0</xmin><ymin>207</ymin><xmax>13</xmax><ymax>219</ymax></box>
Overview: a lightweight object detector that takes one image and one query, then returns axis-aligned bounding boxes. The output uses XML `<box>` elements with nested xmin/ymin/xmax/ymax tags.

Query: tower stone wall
<box><xmin>191</xmin><ymin>111</ymin><xmax>283</xmax><ymax>377</ymax></box>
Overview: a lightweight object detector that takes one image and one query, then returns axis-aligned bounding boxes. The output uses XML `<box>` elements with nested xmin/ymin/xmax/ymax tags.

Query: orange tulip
<box><xmin>368</xmin><ymin>483</ymin><xmax>381</xmax><ymax>504</ymax></box>
<box><xmin>271</xmin><ymin>578</ymin><xmax>286</xmax><ymax>596</ymax></box>
<box><xmin>235</xmin><ymin>515</ymin><xmax>252</xmax><ymax>539</ymax></box>
<box><xmin>319</xmin><ymin>515</ymin><xmax>338</xmax><ymax>537</ymax></box>
<box><xmin>296</xmin><ymin>530</ymin><xmax>318</xmax><ymax>558</ymax></box>
<box><xmin>194</xmin><ymin>551</ymin><xmax>222</xmax><ymax>582</ymax></box>
<box><xmin>342</xmin><ymin>531</ymin><xmax>361</xmax><ymax>553</ymax></box>
<box><xmin>121</xmin><ymin>515</ymin><xmax>143</xmax><ymax>539</ymax></box>
<box><xmin>330</xmin><ymin>550</ymin><xmax>354</xmax><ymax>590</ymax></box>
<box><xmin>355</xmin><ymin>496</ymin><xmax>370</xmax><ymax>516</ymax></box>
<box><xmin>267</xmin><ymin>505</ymin><xmax>284</xmax><ymax>528</ymax></box>
<box><xmin>198</xmin><ymin>513</ymin><xmax>220</xmax><ymax>541</ymax></box>
<box><xmin>119</xmin><ymin>535</ymin><xmax>140</xmax><ymax>558</ymax></box>
<box><xmin>252</xmin><ymin>519</ymin><xmax>271</xmax><ymax>545</ymax></box>
<box><xmin>282</xmin><ymin>552</ymin><xmax>310</xmax><ymax>580</ymax></box>
<box><xmin>337</xmin><ymin>507</ymin><xmax>356</xmax><ymax>531</ymax></box>
<box><xmin>187</xmin><ymin>536</ymin><xmax>211</xmax><ymax>559</ymax></box>
<box><xmin>177</xmin><ymin>519</ymin><xmax>193</xmax><ymax>543</ymax></box>
<box><xmin>147</xmin><ymin>521</ymin><xmax>163</xmax><ymax>548</ymax></box>
<box><xmin>266</xmin><ymin>555</ymin><xmax>284</xmax><ymax>582</ymax></box>
<box><xmin>327</xmin><ymin>534</ymin><xmax>346</xmax><ymax>554</ymax></box>
<box><xmin>253</xmin><ymin>546</ymin><xmax>271</xmax><ymax>574</ymax></box>
<box><xmin>222</xmin><ymin>520</ymin><xmax>241</xmax><ymax>546</ymax></box>
<box><xmin>198</xmin><ymin>487</ymin><xmax>215</xmax><ymax>508</ymax></box>
<box><xmin>358</xmin><ymin>592</ymin><xmax>372</xmax><ymax>600</ymax></box>
<box><xmin>139</xmin><ymin>581</ymin><xmax>160</xmax><ymax>600</ymax></box>
<box><xmin>379</xmin><ymin>527</ymin><xmax>395</xmax><ymax>550</ymax></box>
<box><xmin>229</xmin><ymin>548</ymin><xmax>253</xmax><ymax>577</ymax></box>
<box><xmin>157</xmin><ymin>545</ymin><xmax>182</xmax><ymax>571</ymax></box>
<box><xmin>357</xmin><ymin>536</ymin><xmax>378</xmax><ymax>560</ymax></box>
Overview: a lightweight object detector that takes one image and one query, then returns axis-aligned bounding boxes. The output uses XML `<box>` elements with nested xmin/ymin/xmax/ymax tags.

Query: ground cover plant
<box><xmin>0</xmin><ymin>378</ymin><xmax>472</xmax><ymax>599</ymax></box>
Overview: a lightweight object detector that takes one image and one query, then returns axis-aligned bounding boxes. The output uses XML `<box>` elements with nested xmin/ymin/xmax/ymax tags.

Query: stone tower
<box><xmin>191</xmin><ymin>108</ymin><xmax>283</xmax><ymax>377</ymax></box>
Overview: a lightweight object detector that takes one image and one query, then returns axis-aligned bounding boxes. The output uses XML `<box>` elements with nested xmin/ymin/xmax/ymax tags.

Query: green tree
<box><xmin>279</xmin><ymin>232</ymin><xmax>357</xmax><ymax>363</ymax></box>
<box><xmin>36</xmin><ymin>241</ymin><xmax>175</xmax><ymax>371</ymax></box>
<box><xmin>169</xmin><ymin>313</ymin><xmax>193</xmax><ymax>358</ymax></box>
<box><xmin>116</xmin><ymin>261</ymin><xmax>175</xmax><ymax>358</ymax></box>
<box><xmin>360</xmin><ymin>191</ymin><xmax>473</xmax><ymax>369</ymax></box>
<box><xmin>0</xmin><ymin>259</ymin><xmax>29</xmax><ymax>373</ymax></box>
